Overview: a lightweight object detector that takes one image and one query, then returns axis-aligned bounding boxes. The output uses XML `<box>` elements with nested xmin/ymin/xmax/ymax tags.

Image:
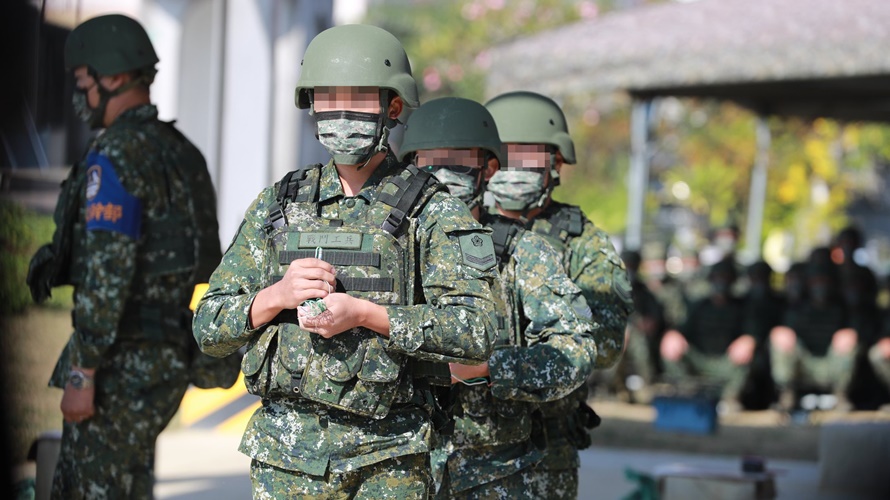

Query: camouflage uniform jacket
<box><xmin>49</xmin><ymin>104</ymin><xmax>219</xmax><ymax>380</ymax></box>
<box><xmin>526</xmin><ymin>201</ymin><xmax>632</xmax><ymax>470</ymax></box>
<box><xmin>193</xmin><ymin>153</ymin><xmax>499</xmax><ymax>476</ymax></box>
<box><xmin>439</xmin><ymin>213</ymin><xmax>599</xmax><ymax>492</ymax></box>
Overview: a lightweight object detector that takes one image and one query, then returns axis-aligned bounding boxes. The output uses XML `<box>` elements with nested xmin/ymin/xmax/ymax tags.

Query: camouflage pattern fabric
<box><xmin>250</xmin><ymin>453</ymin><xmax>430</xmax><ymax>499</ymax></box>
<box><xmin>521</xmin><ymin>201</ymin><xmax>631</xmax><ymax>488</ymax></box>
<box><xmin>436</xmin><ymin>461</ymin><xmax>560</xmax><ymax>500</ymax></box>
<box><xmin>45</xmin><ymin>104</ymin><xmax>220</xmax><ymax>497</ymax></box>
<box><xmin>525</xmin><ymin>469</ymin><xmax>578</xmax><ymax>500</ymax></box>
<box><xmin>435</xmin><ymin>220</ymin><xmax>598</xmax><ymax>494</ymax></box>
<box><xmin>193</xmin><ymin>153</ymin><xmax>499</xmax><ymax>488</ymax></box>
<box><xmin>869</xmin><ymin>341</ymin><xmax>890</xmax><ymax>390</ymax></box>
<box><xmin>527</xmin><ymin>201</ymin><xmax>630</xmax><ymax>369</ymax></box>
<box><xmin>662</xmin><ymin>347</ymin><xmax>750</xmax><ymax>402</ymax></box>
<box><xmin>770</xmin><ymin>343</ymin><xmax>858</xmax><ymax>397</ymax></box>
<box><xmin>51</xmin><ymin>342</ymin><xmax>190</xmax><ymax>498</ymax></box>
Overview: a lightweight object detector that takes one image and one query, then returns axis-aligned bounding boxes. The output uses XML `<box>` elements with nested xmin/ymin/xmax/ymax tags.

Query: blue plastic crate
<box><xmin>652</xmin><ymin>396</ymin><xmax>718</xmax><ymax>434</ymax></box>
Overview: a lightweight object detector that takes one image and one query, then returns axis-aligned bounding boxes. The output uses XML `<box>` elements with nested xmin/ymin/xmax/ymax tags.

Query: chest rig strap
<box><xmin>376</xmin><ymin>165</ymin><xmax>437</xmax><ymax>236</ymax></box>
<box><xmin>485</xmin><ymin>214</ymin><xmax>524</xmax><ymax>271</ymax></box>
<box><xmin>263</xmin><ymin>164</ymin><xmax>322</xmax><ymax>234</ymax></box>
<box><xmin>541</xmin><ymin>205</ymin><xmax>584</xmax><ymax>241</ymax></box>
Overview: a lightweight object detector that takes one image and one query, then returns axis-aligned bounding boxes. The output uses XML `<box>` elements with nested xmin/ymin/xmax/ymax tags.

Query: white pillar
<box><xmin>270</xmin><ymin>0</ymin><xmax>331</xmax><ymax>181</ymax></box>
<box><xmin>743</xmin><ymin>115</ymin><xmax>770</xmax><ymax>264</ymax></box>
<box><xmin>626</xmin><ymin>98</ymin><xmax>652</xmax><ymax>251</ymax></box>
<box><xmin>216</xmin><ymin>0</ymin><xmax>275</xmax><ymax>244</ymax></box>
<box><xmin>142</xmin><ymin>0</ymin><xmax>186</xmax><ymax>122</ymax></box>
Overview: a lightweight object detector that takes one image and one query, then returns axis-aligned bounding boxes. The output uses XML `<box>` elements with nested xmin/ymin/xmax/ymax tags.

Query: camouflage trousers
<box><xmin>436</xmin><ymin>465</ymin><xmax>573</xmax><ymax>500</ymax></box>
<box><xmin>250</xmin><ymin>453</ymin><xmax>431</xmax><ymax>499</ymax></box>
<box><xmin>50</xmin><ymin>342</ymin><xmax>190</xmax><ymax>499</ymax></box>
<box><xmin>662</xmin><ymin>347</ymin><xmax>749</xmax><ymax>402</ymax></box>
<box><xmin>524</xmin><ymin>468</ymin><xmax>578</xmax><ymax>500</ymax></box>
<box><xmin>868</xmin><ymin>343</ymin><xmax>890</xmax><ymax>390</ymax></box>
<box><xmin>770</xmin><ymin>343</ymin><xmax>856</xmax><ymax>395</ymax></box>
<box><xmin>594</xmin><ymin>325</ymin><xmax>658</xmax><ymax>394</ymax></box>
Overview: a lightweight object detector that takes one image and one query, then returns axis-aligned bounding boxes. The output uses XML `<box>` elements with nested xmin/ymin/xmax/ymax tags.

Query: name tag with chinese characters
<box><xmin>297</xmin><ymin>232</ymin><xmax>363</xmax><ymax>249</ymax></box>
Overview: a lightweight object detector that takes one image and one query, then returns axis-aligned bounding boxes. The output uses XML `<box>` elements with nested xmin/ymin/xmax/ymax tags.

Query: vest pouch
<box><xmin>138</xmin><ymin>214</ymin><xmax>196</xmax><ymax>277</ymax></box>
<box><xmin>300</xmin><ymin>330</ymin><xmax>404</xmax><ymax>419</ymax></box>
<box><xmin>242</xmin><ymin>325</ymin><xmax>279</xmax><ymax>397</ymax></box>
<box><xmin>453</xmin><ymin>385</ymin><xmax>532</xmax><ymax>447</ymax></box>
<box><xmin>273</xmin><ymin>322</ymin><xmax>312</xmax><ymax>395</ymax></box>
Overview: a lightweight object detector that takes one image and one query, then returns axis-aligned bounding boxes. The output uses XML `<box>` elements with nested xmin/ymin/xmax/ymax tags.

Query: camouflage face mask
<box><xmin>428</xmin><ymin>166</ymin><xmax>482</xmax><ymax>208</ymax></box>
<box><xmin>72</xmin><ymin>86</ymin><xmax>108</xmax><ymax>129</ymax></box>
<box><xmin>315</xmin><ymin>111</ymin><xmax>382</xmax><ymax>166</ymax></box>
<box><xmin>487</xmin><ymin>169</ymin><xmax>547</xmax><ymax>211</ymax></box>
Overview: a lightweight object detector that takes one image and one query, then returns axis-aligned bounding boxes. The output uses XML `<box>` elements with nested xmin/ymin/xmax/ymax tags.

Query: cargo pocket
<box><xmin>242</xmin><ymin>325</ymin><xmax>279</xmax><ymax>397</ymax></box>
<box><xmin>276</xmin><ymin>323</ymin><xmax>312</xmax><ymax>396</ymax></box>
<box><xmin>300</xmin><ymin>332</ymin><xmax>404</xmax><ymax>419</ymax></box>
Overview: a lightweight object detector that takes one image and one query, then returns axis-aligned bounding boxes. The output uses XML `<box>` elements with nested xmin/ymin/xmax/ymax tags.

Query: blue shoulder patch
<box><xmin>84</xmin><ymin>151</ymin><xmax>142</xmax><ymax>239</ymax></box>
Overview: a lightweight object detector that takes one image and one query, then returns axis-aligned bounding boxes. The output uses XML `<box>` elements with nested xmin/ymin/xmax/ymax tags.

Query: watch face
<box><xmin>69</xmin><ymin>371</ymin><xmax>90</xmax><ymax>389</ymax></box>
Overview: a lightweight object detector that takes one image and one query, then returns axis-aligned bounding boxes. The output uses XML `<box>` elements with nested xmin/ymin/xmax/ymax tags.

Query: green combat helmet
<box><xmin>295</xmin><ymin>24</ymin><xmax>419</xmax><ymax>110</ymax></box>
<box><xmin>399</xmin><ymin>97</ymin><xmax>504</xmax><ymax>209</ymax></box>
<box><xmin>399</xmin><ymin>97</ymin><xmax>503</xmax><ymax>166</ymax></box>
<box><xmin>65</xmin><ymin>14</ymin><xmax>158</xmax><ymax>128</ymax></box>
<box><xmin>484</xmin><ymin>90</ymin><xmax>576</xmax><ymax>165</ymax></box>
<box><xmin>64</xmin><ymin>14</ymin><xmax>159</xmax><ymax>77</ymax></box>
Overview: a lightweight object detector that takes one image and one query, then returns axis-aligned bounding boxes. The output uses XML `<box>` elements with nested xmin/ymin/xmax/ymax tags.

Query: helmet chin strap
<box><xmin>356</xmin><ymin>93</ymin><xmax>396</xmax><ymax>171</ymax></box>
<box><xmin>86</xmin><ymin>67</ymin><xmax>147</xmax><ymax>128</ymax></box>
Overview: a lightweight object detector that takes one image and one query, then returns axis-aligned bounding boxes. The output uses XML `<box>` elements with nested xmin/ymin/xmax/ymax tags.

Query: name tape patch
<box><xmin>297</xmin><ymin>232</ymin><xmax>363</xmax><ymax>249</ymax></box>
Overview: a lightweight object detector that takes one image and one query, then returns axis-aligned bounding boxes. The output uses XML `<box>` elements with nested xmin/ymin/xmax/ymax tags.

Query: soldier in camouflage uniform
<box><xmin>25</xmin><ymin>14</ymin><xmax>223</xmax><ymax>498</ymax></box>
<box><xmin>397</xmin><ymin>97</ymin><xmax>599</xmax><ymax>499</ymax></box>
<box><xmin>192</xmin><ymin>25</ymin><xmax>499</xmax><ymax>499</ymax></box>
<box><xmin>770</xmin><ymin>259</ymin><xmax>857</xmax><ymax>411</ymax></box>
<box><xmin>659</xmin><ymin>258</ymin><xmax>752</xmax><ymax>411</ymax></box>
<box><xmin>484</xmin><ymin>91</ymin><xmax>632</xmax><ymax>499</ymax></box>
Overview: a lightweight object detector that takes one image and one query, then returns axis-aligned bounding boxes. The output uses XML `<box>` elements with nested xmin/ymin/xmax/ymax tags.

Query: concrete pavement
<box><xmin>153</xmin><ymin>428</ymin><xmax>882</xmax><ymax>499</ymax></box>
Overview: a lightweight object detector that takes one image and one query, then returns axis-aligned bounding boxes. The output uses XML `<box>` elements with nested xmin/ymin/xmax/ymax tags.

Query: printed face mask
<box><xmin>72</xmin><ymin>86</ymin><xmax>106</xmax><ymax>129</ymax></box>
<box><xmin>428</xmin><ymin>166</ymin><xmax>481</xmax><ymax>207</ymax></box>
<box><xmin>486</xmin><ymin>169</ymin><xmax>547</xmax><ymax>211</ymax></box>
<box><xmin>315</xmin><ymin>111</ymin><xmax>382</xmax><ymax>166</ymax></box>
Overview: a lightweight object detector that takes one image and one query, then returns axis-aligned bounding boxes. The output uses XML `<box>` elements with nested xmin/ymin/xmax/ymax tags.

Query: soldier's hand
<box><xmin>831</xmin><ymin>328</ymin><xmax>858</xmax><ymax>355</ymax></box>
<box><xmin>727</xmin><ymin>334</ymin><xmax>756</xmax><ymax>366</ymax></box>
<box><xmin>272</xmin><ymin>258</ymin><xmax>336</xmax><ymax>310</ymax></box>
<box><xmin>660</xmin><ymin>330</ymin><xmax>688</xmax><ymax>362</ymax></box>
<box><xmin>449</xmin><ymin>362</ymin><xmax>490</xmax><ymax>384</ymax></box>
<box><xmin>769</xmin><ymin>326</ymin><xmax>796</xmax><ymax>353</ymax></box>
<box><xmin>61</xmin><ymin>385</ymin><xmax>95</xmax><ymax>424</ymax></box>
<box><xmin>27</xmin><ymin>244</ymin><xmax>55</xmax><ymax>303</ymax></box>
<box><xmin>876</xmin><ymin>337</ymin><xmax>890</xmax><ymax>359</ymax></box>
<box><xmin>299</xmin><ymin>294</ymin><xmax>388</xmax><ymax>338</ymax></box>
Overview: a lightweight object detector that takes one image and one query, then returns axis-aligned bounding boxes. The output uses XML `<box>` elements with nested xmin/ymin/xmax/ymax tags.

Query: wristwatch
<box><xmin>68</xmin><ymin>369</ymin><xmax>95</xmax><ymax>390</ymax></box>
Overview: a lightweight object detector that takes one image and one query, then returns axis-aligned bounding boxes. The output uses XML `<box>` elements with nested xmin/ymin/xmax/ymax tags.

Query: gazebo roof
<box><xmin>486</xmin><ymin>0</ymin><xmax>890</xmax><ymax>122</ymax></box>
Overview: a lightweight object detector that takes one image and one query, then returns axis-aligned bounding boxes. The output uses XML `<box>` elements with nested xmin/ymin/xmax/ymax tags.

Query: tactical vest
<box><xmin>531</xmin><ymin>204</ymin><xmax>583</xmax><ymax>255</ymax></box>
<box><xmin>242</xmin><ymin>163</ymin><xmax>448</xmax><ymax>420</ymax></box>
<box><xmin>529</xmin><ymin>205</ymin><xmax>603</xmax><ymax>447</ymax></box>
<box><xmin>450</xmin><ymin>213</ymin><xmax>537</xmax><ymax>449</ymax></box>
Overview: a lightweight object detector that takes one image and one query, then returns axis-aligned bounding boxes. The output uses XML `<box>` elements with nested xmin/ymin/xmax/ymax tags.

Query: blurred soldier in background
<box><xmin>739</xmin><ymin>261</ymin><xmax>784</xmax><ymax>409</ymax></box>
<box><xmin>485</xmin><ymin>91</ymin><xmax>632</xmax><ymax>499</ymax></box>
<box><xmin>770</xmin><ymin>257</ymin><xmax>857</xmax><ymax>412</ymax></box>
<box><xmin>26</xmin><ymin>14</ymin><xmax>224</xmax><ymax>498</ymax></box>
<box><xmin>659</xmin><ymin>257</ymin><xmax>752</xmax><ymax>412</ymax></box>
<box><xmin>869</xmin><ymin>276</ymin><xmax>890</xmax><ymax>411</ymax></box>
<box><xmin>399</xmin><ymin>96</ymin><xmax>598</xmax><ymax>499</ymax></box>
<box><xmin>596</xmin><ymin>249</ymin><xmax>664</xmax><ymax>403</ymax></box>
<box><xmin>192</xmin><ymin>25</ymin><xmax>500</xmax><ymax>498</ymax></box>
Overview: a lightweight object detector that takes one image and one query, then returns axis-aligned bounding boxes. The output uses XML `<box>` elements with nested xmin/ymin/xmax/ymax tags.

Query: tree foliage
<box><xmin>364</xmin><ymin>1</ymin><xmax>890</xmax><ymax>261</ymax></box>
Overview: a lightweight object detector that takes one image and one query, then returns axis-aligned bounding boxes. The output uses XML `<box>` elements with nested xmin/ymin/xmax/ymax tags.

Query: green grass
<box><xmin>0</xmin><ymin>201</ymin><xmax>73</xmax><ymax>465</ymax></box>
